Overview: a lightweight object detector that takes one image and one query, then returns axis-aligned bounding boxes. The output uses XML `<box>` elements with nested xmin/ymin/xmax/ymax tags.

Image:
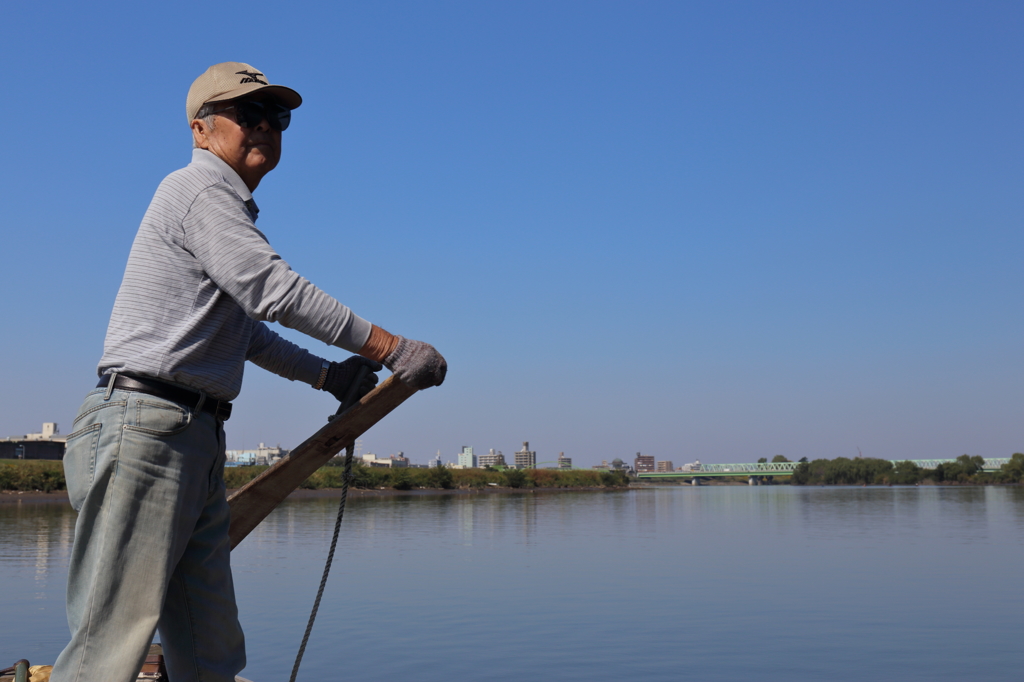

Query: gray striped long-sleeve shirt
<box><xmin>98</xmin><ymin>149</ymin><xmax>372</xmax><ymax>401</ymax></box>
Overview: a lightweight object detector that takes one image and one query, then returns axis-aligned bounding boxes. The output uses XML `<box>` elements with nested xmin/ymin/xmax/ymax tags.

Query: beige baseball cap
<box><xmin>186</xmin><ymin>61</ymin><xmax>302</xmax><ymax>122</ymax></box>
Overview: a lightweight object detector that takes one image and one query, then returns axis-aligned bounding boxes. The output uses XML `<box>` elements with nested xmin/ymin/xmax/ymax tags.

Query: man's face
<box><xmin>191</xmin><ymin>98</ymin><xmax>282</xmax><ymax>191</ymax></box>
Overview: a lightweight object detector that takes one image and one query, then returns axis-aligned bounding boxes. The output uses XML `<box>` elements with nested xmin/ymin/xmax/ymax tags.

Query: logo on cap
<box><xmin>236</xmin><ymin>70</ymin><xmax>269</xmax><ymax>85</ymax></box>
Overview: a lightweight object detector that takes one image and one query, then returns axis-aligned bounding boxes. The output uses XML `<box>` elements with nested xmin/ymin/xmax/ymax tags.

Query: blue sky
<box><xmin>2</xmin><ymin>1</ymin><xmax>1021</xmax><ymax>466</ymax></box>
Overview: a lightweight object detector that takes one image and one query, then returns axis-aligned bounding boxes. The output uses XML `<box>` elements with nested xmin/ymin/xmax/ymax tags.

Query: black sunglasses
<box><xmin>211</xmin><ymin>99</ymin><xmax>291</xmax><ymax>131</ymax></box>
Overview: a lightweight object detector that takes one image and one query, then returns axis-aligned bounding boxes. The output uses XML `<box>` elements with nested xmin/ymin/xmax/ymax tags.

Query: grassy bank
<box><xmin>0</xmin><ymin>460</ymin><xmax>67</xmax><ymax>492</ymax></box>
<box><xmin>0</xmin><ymin>459</ymin><xmax>628</xmax><ymax>492</ymax></box>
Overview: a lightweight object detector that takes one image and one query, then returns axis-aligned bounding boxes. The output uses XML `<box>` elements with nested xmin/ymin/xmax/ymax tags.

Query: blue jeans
<box><xmin>50</xmin><ymin>383</ymin><xmax>246</xmax><ymax>682</ymax></box>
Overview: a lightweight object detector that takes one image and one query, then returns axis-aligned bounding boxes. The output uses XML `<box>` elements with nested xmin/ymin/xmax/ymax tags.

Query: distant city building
<box><xmin>680</xmin><ymin>460</ymin><xmax>702</xmax><ymax>472</ymax></box>
<box><xmin>458</xmin><ymin>446</ymin><xmax>477</xmax><ymax>468</ymax></box>
<box><xmin>0</xmin><ymin>423</ymin><xmax>67</xmax><ymax>460</ymax></box>
<box><xmin>514</xmin><ymin>441</ymin><xmax>536</xmax><ymax>469</ymax></box>
<box><xmin>360</xmin><ymin>452</ymin><xmax>409</xmax><ymax>468</ymax></box>
<box><xmin>634</xmin><ymin>452</ymin><xmax>655</xmax><ymax>473</ymax></box>
<box><xmin>591</xmin><ymin>458</ymin><xmax>633</xmax><ymax>474</ymax></box>
<box><xmin>557</xmin><ymin>452</ymin><xmax>572</xmax><ymax>469</ymax></box>
<box><xmin>226</xmin><ymin>443</ymin><xmax>289</xmax><ymax>466</ymax></box>
<box><xmin>24</xmin><ymin>423</ymin><xmax>62</xmax><ymax>441</ymax></box>
<box><xmin>479</xmin><ymin>449</ymin><xmax>506</xmax><ymax>468</ymax></box>
<box><xmin>656</xmin><ymin>461</ymin><xmax>674</xmax><ymax>472</ymax></box>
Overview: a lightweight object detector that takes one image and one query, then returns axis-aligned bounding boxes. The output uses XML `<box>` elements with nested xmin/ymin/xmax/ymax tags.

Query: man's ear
<box><xmin>191</xmin><ymin>119</ymin><xmax>211</xmax><ymax>149</ymax></box>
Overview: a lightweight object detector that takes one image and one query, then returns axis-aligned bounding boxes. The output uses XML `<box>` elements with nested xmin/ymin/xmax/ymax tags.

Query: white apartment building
<box><xmin>478</xmin><ymin>449</ymin><xmax>506</xmax><ymax>468</ymax></box>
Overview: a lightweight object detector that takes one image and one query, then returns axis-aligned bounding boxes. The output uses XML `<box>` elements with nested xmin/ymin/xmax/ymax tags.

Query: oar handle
<box><xmin>227</xmin><ymin>374</ymin><xmax>418</xmax><ymax>549</ymax></box>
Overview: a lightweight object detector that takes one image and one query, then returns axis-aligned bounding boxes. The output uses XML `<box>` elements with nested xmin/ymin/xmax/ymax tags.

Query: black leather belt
<box><xmin>96</xmin><ymin>374</ymin><xmax>233</xmax><ymax>421</ymax></box>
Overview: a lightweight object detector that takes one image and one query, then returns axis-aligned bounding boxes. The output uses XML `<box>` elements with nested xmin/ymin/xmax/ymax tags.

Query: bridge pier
<box><xmin>748</xmin><ymin>476</ymin><xmax>757</xmax><ymax>486</ymax></box>
<box><xmin>691</xmin><ymin>477</ymin><xmax>700</xmax><ymax>486</ymax></box>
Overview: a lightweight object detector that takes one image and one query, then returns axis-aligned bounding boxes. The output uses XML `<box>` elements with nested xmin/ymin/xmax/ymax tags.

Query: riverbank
<box><xmin>0</xmin><ymin>484</ymin><xmax>630</xmax><ymax>505</ymax></box>
<box><xmin>0</xmin><ymin>459</ymin><xmax>629</xmax><ymax>495</ymax></box>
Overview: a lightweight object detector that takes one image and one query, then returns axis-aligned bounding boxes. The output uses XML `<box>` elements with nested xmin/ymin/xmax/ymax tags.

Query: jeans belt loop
<box><xmin>104</xmin><ymin>372</ymin><xmax>117</xmax><ymax>401</ymax></box>
<box><xmin>194</xmin><ymin>389</ymin><xmax>207</xmax><ymax>417</ymax></box>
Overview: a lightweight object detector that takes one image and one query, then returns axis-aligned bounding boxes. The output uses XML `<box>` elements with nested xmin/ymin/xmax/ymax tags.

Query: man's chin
<box><xmin>247</xmin><ymin>152</ymin><xmax>279</xmax><ymax>173</ymax></box>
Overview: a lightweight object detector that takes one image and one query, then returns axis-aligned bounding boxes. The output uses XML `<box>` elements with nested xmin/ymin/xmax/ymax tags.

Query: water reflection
<box><xmin>1005</xmin><ymin>486</ymin><xmax>1024</xmax><ymax>524</ymax></box>
<box><xmin>5</xmin><ymin>487</ymin><xmax>1024</xmax><ymax>682</ymax></box>
<box><xmin>0</xmin><ymin>499</ymin><xmax>78</xmax><ymax>662</ymax></box>
<box><xmin>0</xmin><ymin>500</ymin><xmax>76</xmax><ymax>589</ymax></box>
<box><xmin>458</xmin><ymin>496</ymin><xmax>473</xmax><ymax>545</ymax></box>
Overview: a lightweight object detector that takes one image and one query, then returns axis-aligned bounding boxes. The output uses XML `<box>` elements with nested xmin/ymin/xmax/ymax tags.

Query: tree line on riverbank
<box><xmin>0</xmin><ymin>459</ymin><xmax>629</xmax><ymax>493</ymax></box>
<box><xmin>225</xmin><ymin>460</ymin><xmax>627</xmax><ymax>490</ymax></box>
<box><xmin>4</xmin><ymin>454</ymin><xmax>1022</xmax><ymax>492</ymax></box>
<box><xmin>788</xmin><ymin>454</ymin><xmax>1024</xmax><ymax>485</ymax></box>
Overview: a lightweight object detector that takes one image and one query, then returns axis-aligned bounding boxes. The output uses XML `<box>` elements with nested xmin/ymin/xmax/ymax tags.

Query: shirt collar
<box><xmin>190</xmin><ymin>149</ymin><xmax>259</xmax><ymax>218</ymax></box>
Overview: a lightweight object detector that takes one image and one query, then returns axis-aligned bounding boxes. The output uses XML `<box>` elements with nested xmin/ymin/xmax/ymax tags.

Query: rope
<box><xmin>289</xmin><ymin>443</ymin><xmax>354</xmax><ymax>682</ymax></box>
<box><xmin>289</xmin><ymin>366</ymin><xmax>368</xmax><ymax>682</ymax></box>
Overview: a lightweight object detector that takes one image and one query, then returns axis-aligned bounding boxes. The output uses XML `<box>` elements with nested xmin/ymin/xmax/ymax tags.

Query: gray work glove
<box><xmin>383</xmin><ymin>337</ymin><xmax>447</xmax><ymax>389</ymax></box>
<box><xmin>321</xmin><ymin>356</ymin><xmax>383</xmax><ymax>403</ymax></box>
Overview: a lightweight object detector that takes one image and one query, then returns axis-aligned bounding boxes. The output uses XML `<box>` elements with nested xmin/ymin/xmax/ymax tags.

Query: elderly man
<box><xmin>50</xmin><ymin>62</ymin><xmax>446</xmax><ymax>682</ymax></box>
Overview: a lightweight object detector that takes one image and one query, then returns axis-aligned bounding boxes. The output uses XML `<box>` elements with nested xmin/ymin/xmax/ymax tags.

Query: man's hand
<box><xmin>321</xmin><ymin>356</ymin><xmax>383</xmax><ymax>403</ymax></box>
<box><xmin>383</xmin><ymin>337</ymin><xmax>447</xmax><ymax>390</ymax></box>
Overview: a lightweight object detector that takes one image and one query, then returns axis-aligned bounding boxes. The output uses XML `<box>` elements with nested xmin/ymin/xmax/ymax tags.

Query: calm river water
<box><xmin>3</xmin><ymin>485</ymin><xmax>1023</xmax><ymax>681</ymax></box>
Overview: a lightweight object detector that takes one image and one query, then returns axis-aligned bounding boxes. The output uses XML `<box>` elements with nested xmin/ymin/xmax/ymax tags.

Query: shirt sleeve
<box><xmin>246</xmin><ymin>322</ymin><xmax>325</xmax><ymax>384</ymax></box>
<box><xmin>181</xmin><ymin>182</ymin><xmax>372</xmax><ymax>353</ymax></box>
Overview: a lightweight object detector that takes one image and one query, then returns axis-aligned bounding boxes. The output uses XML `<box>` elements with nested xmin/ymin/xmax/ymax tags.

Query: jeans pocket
<box><xmin>64</xmin><ymin>423</ymin><xmax>102</xmax><ymax>511</ymax></box>
<box><xmin>125</xmin><ymin>397</ymin><xmax>191</xmax><ymax>436</ymax></box>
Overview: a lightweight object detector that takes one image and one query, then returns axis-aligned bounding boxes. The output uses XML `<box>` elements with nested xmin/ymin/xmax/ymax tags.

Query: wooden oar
<box><xmin>227</xmin><ymin>374</ymin><xmax>418</xmax><ymax>549</ymax></box>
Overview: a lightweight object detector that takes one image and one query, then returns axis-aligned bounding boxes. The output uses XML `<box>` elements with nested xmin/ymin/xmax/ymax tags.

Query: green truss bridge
<box><xmin>636</xmin><ymin>458</ymin><xmax>1011</xmax><ymax>481</ymax></box>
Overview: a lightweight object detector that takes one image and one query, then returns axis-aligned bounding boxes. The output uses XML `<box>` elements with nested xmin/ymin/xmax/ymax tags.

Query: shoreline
<box><xmin>0</xmin><ymin>485</ymin><xmax>628</xmax><ymax>505</ymax></box>
<box><xmin>6</xmin><ymin>480</ymin><xmax>1016</xmax><ymax>505</ymax></box>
